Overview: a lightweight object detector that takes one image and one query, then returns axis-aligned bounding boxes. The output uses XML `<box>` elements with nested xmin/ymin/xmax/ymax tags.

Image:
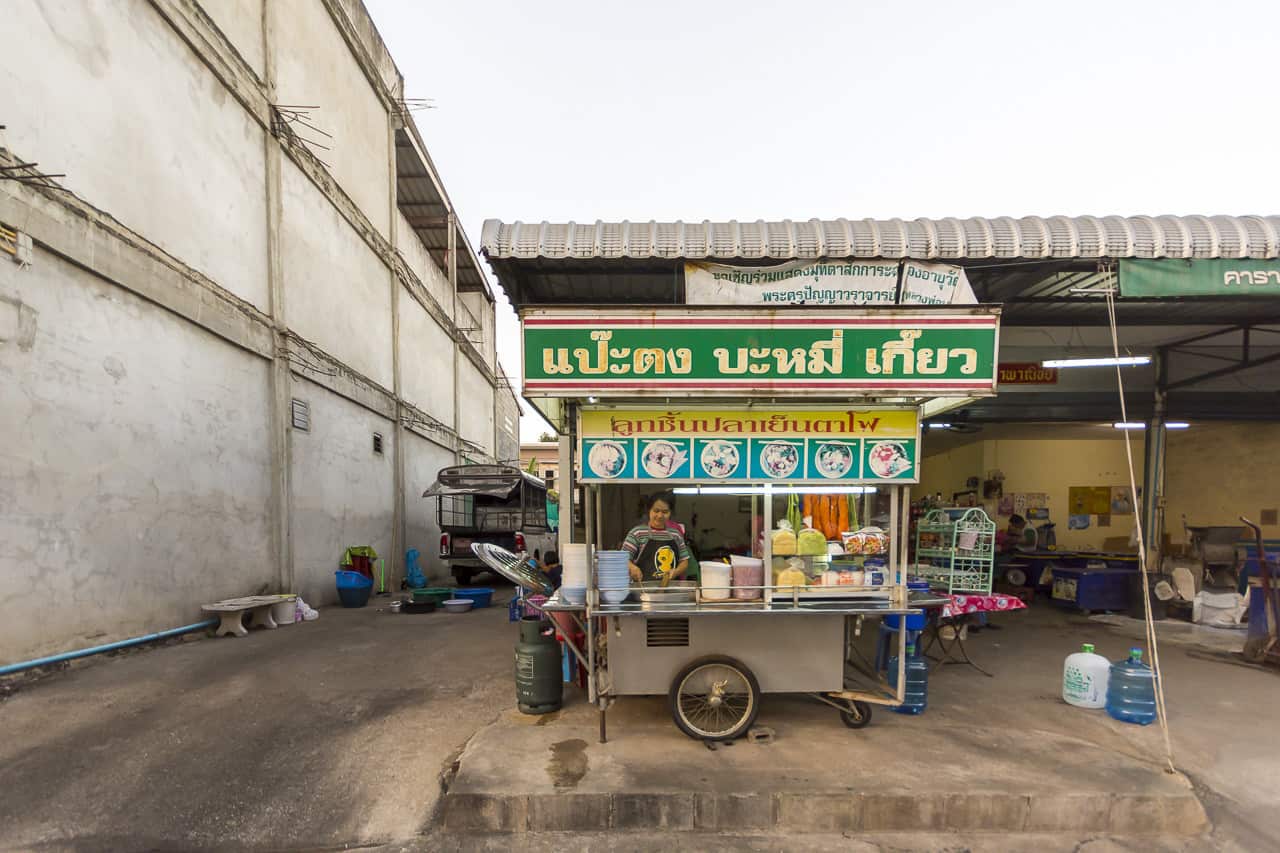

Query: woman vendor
<box><xmin>623</xmin><ymin>493</ymin><xmax>691</xmax><ymax>583</ymax></box>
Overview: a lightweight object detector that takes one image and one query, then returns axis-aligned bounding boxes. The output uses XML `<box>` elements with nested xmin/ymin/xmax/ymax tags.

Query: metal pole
<box><xmin>1143</xmin><ymin>351</ymin><xmax>1168</xmax><ymax>572</ymax></box>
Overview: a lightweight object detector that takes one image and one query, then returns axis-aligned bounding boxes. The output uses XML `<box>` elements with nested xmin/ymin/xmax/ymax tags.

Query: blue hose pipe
<box><xmin>0</xmin><ymin>619</ymin><xmax>219</xmax><ymax>676</ymax></box>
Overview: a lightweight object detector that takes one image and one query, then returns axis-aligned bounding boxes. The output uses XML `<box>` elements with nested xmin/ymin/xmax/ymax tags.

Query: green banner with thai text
<box><xmin>522</xmin><ymin>307</ymin><xmax>1000</xmax><ymax>398</ymax></box>
<box><xmin>1120</xmin><ymin>258</ymin><xmax>1280</xmax><ymax>297</ymax></box>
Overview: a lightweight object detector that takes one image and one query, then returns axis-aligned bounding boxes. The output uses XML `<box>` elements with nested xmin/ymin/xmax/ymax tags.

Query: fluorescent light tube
<box><xmin>1110</xmin><ymin>421</ymin><xmax>1190</xmax><ymax>431</ymax></box>
<box><xmin>672</xmin><ymin>485</ymin><xmax>872</xmax><ymax>495</ymax></box>
<box><xmin>928</xmin><ymin>423</ymin><xmax>952</xmax><ymax>429</ymax></box>
<box><xmin>1166</xmin><ymin>422</ymin><xmax>1190</xmax><ymax>429</ymax></box>
<box><xmin>1042</xmin><ymin>356</ymin><xmax>1151</xmax><ymax>368</ymax></box>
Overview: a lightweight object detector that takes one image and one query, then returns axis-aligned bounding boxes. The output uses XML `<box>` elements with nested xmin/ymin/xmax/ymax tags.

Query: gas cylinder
<box><xmin>515</xmin><ymin>617</ymin><xmax>563</xmax><ymax>715</ymax></box>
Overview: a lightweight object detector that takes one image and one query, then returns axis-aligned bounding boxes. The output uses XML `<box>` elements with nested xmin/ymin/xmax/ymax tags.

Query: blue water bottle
<box><xmin>888</xmin><ymin>643</ymin><xmax>929</xmax><ymax>715</ymax></box>
<box><xmin>1105</xmin><ymin>647</ymin><xmax>1158</xmax><ymax>725</ymax></box>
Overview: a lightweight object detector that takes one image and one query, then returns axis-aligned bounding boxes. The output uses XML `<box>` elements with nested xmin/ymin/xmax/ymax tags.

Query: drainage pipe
<box><xmin>0</xmin><ymin>619</ymin><xmax>219</xmax><ymax>676</ymax></box>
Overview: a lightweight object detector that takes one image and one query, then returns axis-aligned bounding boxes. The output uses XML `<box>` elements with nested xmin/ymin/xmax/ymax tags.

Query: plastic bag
<box><xmin>772</xmin><ymin>520</ymin><xmax>797</xmax><ymax>556</ymax></box>
<box><xmin>295</xmin><ymin>596</ymin><xmax>319</xmax><ymax>622</ymax></box>
<box><xmin>797</xmin><ymin>527</ymin><xmax>827</xmax><ymax>556</ymax></box>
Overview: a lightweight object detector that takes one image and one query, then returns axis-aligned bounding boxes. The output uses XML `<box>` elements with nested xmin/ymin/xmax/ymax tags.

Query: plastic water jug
<box><xmin>888</xmin><ymin>644</ymin><xmax>928</xmax><ymax>715</ymax></box>
<box><xmin>1105</xmin><ymin>647</ymin><xmax>1158</xmax><ymax>725</ymax></box>
<box><xmin>701</xmin><ymin>563</ymin><xmax>732</xmax><ymax>600</ymax></box>
<box><xmin>1062</xmin><ymin>643</ymin><xmax>1110</xmax><ymax>709</ymax></box>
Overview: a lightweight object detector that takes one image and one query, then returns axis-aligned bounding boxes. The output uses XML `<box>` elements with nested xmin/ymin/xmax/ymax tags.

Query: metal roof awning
<box><xmin>394</xmin><ymin>127</ymin><xmax>491</xmax><ymax>298</ymax></box>
<box><xmin>481</xmin><ymin>216</ymin><xmax>1280</xmax><ymax>263</ymax></box>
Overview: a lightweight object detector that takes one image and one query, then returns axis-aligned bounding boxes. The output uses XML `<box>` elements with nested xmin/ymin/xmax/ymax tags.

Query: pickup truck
<box><xmin>423</xmin><ymin>464</ymin><xmax>557</xmax><ymax>586</ymax></box>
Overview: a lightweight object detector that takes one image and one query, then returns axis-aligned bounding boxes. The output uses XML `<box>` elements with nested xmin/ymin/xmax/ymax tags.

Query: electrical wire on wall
<box><xmin>1099</xmin><ymin>265</ymin><xmax>1177</xmax><ymax>774</ymax></box>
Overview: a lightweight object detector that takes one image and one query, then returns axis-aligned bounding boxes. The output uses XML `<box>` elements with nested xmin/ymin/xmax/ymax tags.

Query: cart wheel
<box><xmin>668</xmin><ymin>655</ymin><xmax>760</xmax><ymax>742</ymax></box>
<box><xmin>840</xmin><ymin>701</ymin><xmax>873</xmax><ymax>729</ymax></box>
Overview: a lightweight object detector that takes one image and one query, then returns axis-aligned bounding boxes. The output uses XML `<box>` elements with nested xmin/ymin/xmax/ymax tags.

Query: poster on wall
<box><xmin>1069</xmin><ymin>486</ymin><xmax>1112</xmax><ymax>516</ymax></box>
<box><xmin>1110</xmin><ymin>486</ymin><xmax>1134</xmax><ymax>515</ymax></box>
<box><xmin>997</xmin><ymin>495</ymin><xmax>1014</xmax><ymax>517</ymax></box>
<box><xmin>1013</xmin><ymin>494</ymin><xmax>1028</xmax><ymax>516</ymax></box>
<box><xmin>1069</xmin><ymin>514</ymin><xmax>1091</xmax><ymax>530</ymax></box>
<box><xmin>1027</xmin><ymin>506</ymin><xmax>1050</xmax><ymax>521</ymax></box>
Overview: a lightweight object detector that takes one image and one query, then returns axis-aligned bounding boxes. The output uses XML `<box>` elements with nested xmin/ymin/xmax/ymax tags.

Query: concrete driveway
<box><xmin>0</xmin><ymin>596</ymin><xmax>515</xmax><ymax>851</ymax></box>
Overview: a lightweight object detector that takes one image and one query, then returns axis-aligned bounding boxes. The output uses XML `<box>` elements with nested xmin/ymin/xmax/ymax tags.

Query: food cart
<box><xmin>476</xmin><ymin>305</ymin><xmax>1001</xmax><ymax>742</ymax></box>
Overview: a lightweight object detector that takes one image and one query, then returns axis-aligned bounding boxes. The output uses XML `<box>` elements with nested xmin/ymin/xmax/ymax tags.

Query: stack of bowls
<box><xmin>596</xmin><ymin>550</ymin><xmax>632</xmax><ymax>604</ymax></box>
<box><xmin>560</xmin><ymin>544</ymin><xmax>589</xmax><ymax>604</ymax></box>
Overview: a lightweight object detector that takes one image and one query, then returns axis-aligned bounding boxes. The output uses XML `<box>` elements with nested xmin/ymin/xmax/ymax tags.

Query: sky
<box><xmin>364</xmin><ymin>0</ymin><xmax>1280</xmax><ymax>440</ymax></box>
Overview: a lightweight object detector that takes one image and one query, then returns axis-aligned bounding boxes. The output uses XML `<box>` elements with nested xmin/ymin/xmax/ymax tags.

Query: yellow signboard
<box><xmin>580</xmin><ymin>408</ymin><xmax>918</xmax><ymax>440</ymax></box>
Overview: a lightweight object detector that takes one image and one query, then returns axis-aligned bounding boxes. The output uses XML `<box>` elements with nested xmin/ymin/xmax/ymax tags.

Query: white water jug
<box><xmin>1063</xmin><ymin>643</ymin><xmax>1110</xmax><ymax>709</ymax></box>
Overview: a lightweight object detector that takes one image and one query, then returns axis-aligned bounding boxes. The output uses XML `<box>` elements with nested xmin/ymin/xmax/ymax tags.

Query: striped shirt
<box><xmin>622</xmin><ymin>526</ymin><xmax>692</xmax><ymax>581</ymax></box>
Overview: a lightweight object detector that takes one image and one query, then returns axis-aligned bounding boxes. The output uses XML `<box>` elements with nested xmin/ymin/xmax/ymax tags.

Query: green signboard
<box><xmin>1120</xmin><ymin>258</ymin><xmax>1280</xmax><ymax>297</ymax></box>
<box><xmin>522</xmin><ymin>307</ymin><xmax>1000</xmax><ymax>398</ymax></box>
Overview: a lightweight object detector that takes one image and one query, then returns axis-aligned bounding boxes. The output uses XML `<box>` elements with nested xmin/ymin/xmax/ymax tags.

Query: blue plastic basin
<box><xmin>454</xmin><ymin>587</ymin><xmax>494</xmax><ymax>608</ymax></box>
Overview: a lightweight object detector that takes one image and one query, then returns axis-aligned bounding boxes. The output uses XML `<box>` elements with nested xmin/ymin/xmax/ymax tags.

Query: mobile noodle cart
<box><xmin>477</xmin><ymin>306</ymin><xmax>1001</xmax><ymax>741</ymax></box>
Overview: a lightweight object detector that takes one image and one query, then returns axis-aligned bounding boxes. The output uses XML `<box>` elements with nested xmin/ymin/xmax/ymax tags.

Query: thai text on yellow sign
<box><xmin>580</xmin><ymin>408</ymin><xmax>919</xmax><ymax>440</ymax></box>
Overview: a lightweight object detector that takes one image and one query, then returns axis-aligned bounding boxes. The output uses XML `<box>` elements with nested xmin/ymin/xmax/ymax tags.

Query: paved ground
<box><xmin>1</xmin><ymin>593</ymin><xmax>1277</xmax><ymax>852</ymax></box>
<box><xmin>0</xmin><ymin>594</ymin><xmax>514</xmax><ymax>851</ymax></box>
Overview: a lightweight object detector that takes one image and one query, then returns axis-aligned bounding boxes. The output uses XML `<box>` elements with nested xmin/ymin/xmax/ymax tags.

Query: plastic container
<box><xmin>454</xmin><ymin>588</ymin><xmax>494</xmax><ymax>608</ymax></box>
<box><xmin>1106</xmin><ymin>648</ymin><xmax>1158</xmax><ymax>725</ymax></box>
<box><xmin>1051</xmin><ymin>567</ymin><xmax>1133</xmax><ymax>613</ymax></box>
<box><xmin>730</xmin><ymin>555</ymin><xmax>764</xmax><ymax>600</ymax></box>
<box><xmin>336</xmin><ymin>570</ymin><xmax>373</xmax><ymax>608</ymax></box>
<box><xmin>1062</xmin><ymin>643</ymin><xmax>1110</xmax><ymax>709</ymax></box>
<box><xmin>411</xmin><ymin>587</ymin><xmax>453</xmax><ymax>605</ymax></box>
<box><xmin>701</xmin><ymin>563</ymin><xmax>732</xmax><ymax>600</ymax></box>
<box><xmin>442</xmin><ymin>598</ymin><xmax>474</xmax><ymax>614</ymax></box>
<box><xmin>887</xmin><ymin>644</ymin><xmax>928</xmax><ymax>714</ymax></box>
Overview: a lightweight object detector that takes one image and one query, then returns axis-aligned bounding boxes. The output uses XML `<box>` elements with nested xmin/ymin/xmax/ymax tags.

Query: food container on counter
<box><xmin>729</xmin><ymin>555</ymin><xmax>764</xmax><ymax>600</ymax></box>
<box><xmin>701</xmin><ymin>563</ymin><xmax>733</xmax><ymax>601</ymax></box>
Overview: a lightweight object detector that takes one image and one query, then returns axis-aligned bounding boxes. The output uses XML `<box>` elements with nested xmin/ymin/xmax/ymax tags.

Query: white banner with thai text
<box><xmin>685</xmin><ymin>259</ymin><xmax>975</xmax><ymax>306</ymax></box>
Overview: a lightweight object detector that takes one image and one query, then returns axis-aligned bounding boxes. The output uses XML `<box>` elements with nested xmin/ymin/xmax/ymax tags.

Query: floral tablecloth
<box><xmin>936</xmin><ymin>592</ymin><xmax>1027</xmax><ymax>620</ymax></box>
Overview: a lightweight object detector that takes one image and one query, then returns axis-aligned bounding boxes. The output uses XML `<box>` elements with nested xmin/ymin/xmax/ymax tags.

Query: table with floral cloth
<box><xmin>921</xmin><ymin>591</ymin><xmax>1027</xmax><ymax>677</ymax></box>
<box><xmin>938</xmin><ymin>592</ymin><xmax>1027</xmax><ymax>619</ymax></box>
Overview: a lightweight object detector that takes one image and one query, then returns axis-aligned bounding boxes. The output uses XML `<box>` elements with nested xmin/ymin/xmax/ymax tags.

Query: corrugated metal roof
<box><xmin>481</xmin><ymin>215</ymin><xmax>1280</xmax><ymax>261</ymax></box>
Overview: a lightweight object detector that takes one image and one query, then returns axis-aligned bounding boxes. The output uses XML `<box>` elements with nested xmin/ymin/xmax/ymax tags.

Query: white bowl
<box><xmin>601</xmin><ymin>588</ymin><xmax>630</xmax><ymax>604</ymax></box>
<box><xmin>442</xmin><ymin>598</ymin><xmax>473</xmax><ymax>613</ymax></box>
<box><xmin>560</xmin><ymin>587</ymin><xmax>586</xmax><ymax>604</ymax></box>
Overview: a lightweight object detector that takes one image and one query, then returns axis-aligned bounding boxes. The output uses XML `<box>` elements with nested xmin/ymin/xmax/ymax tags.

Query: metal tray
<box><xmin>631</xmin><ymin>580</ymin><xmax>697</xmax><ymax>607</ymax></box>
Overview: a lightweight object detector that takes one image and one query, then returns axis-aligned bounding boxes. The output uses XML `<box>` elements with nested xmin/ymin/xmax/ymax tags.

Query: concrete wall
<box><xmin>0</xmin><ymin>249</ymin><xmax>273</xmax><ymax>658</ymax></box>
<box><xmin>271</xmin><ymin>0</ymin><xmax>392</xmax><ymax>237</ymax></box>
<box><xmin>1165</xmin><ymin>423</ymin><xmax>1280</xmax><ymax>544</ymax></box>
<box><xmin>921</xmin><ymin>437</ymin><xmax>1144</xmax><ymax>551</ymax></box>
<box><xmin>1</xmin><ymin>1</ymin><xmax>270</xmax><ymax>312</ymax></box>
<box><xmin>0</xmin><ymin>0</ymin><xmax>505</xmax><ymax>663</ymax></box>
<box><xmin>289</xmin><ymin>379</ymin><xmax>395</xmax><ymax>605</ymax></box>
<box><xmin>280</xmin><ymin>159</ymin><xmax>394</xmax><ymax>388</ymax></box>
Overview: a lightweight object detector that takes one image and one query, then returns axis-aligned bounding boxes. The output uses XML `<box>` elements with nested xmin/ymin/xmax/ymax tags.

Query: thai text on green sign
<box><xmin>521</xmin><ymin>308</ymin><xmax>1000</xmax><ymax>397</ymax></box>
<box><xmin>1120</xmin><ymin>258</ymin><xmax>1280</xmax><ymax>297</ymax></box>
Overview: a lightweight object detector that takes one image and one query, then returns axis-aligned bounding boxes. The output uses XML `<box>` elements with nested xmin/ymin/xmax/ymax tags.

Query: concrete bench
<box><xmin>202</xmin><ymin>595</ymin><xmax>297</xmax><ymax>637</ymax></box>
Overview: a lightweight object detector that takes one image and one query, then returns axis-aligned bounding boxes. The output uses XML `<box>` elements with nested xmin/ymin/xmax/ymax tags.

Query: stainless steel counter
<box><xmin>539</xmin><ymin>590</ymin><xmax>949</xmax><ymax>617</ymax></box>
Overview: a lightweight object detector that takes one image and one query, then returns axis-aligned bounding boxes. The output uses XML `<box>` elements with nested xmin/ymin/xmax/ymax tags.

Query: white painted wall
<box><xmin>0</xmin><ymin>251</ymin><xmax>274</xmax><ymax>661</ymax></box>
<box><xmin>272</xmin><ymin>0</ymin><xmax>392</xmax><ymax>236</ymax></box>
<box><xmin>1</xmin><ymin>0</ymin><xmax>270</xmax><ymax>312</ymax></box>
<box><xmin>289</xmin><ymin>379</ymin><xmax>395</xmax><ymax>605</ymax></box>
<box><xmin>458</xmin><ymin>358</ymin><xmax>495</xmax><ymax>457</ymax></box>
<box><xmin>404</xmin><ymin>433</ymin><xmax>456</xmax><ymax>584</ymax></box>
<box><xmin>280</xmin><ymin>160</ymin><xmax>394</xmax><ymax>388</ymax></box>
<box><xmin>397</xmin><ymin>286</ymin><xmax>456</xmax><ymax>427</ymax></box>
<box><xmin>460</xmin><ymin>291</ymin><xmax>496</xmax><ymax>370</ymax></box>
<box><xmin>0</xmin><ymin>0</ymin><xmax>505</xmax><ymax>663</ymax></box>
<box><xmin>201</xmin><ymin>0</ymin><xmax>266</xmax><ymax>77</ymax></box>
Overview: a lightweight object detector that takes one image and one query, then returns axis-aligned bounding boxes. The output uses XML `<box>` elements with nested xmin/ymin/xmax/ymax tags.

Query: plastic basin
<box><xmin>410</xmin><ymin>587</ymin><xmax>453</xmax><ymax>605</ymax></box>
<box><xmin>454</xmin><ymin>588</ymin><xmax>494</xmax><ymax>608</ymax></box>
